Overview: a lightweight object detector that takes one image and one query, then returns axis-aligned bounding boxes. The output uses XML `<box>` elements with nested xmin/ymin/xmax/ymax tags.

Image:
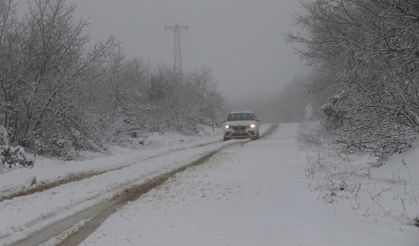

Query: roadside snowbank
<box><xmin>300</xmin><ymin>122</ymin><xmax>419</xmax><ymax>227</ymax></box>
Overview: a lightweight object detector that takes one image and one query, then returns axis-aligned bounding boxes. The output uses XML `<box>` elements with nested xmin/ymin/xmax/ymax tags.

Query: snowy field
<box><xmin>80</xmin><ymin>123</ymin><xmax>418</xmax><ymax>246</ymax></box>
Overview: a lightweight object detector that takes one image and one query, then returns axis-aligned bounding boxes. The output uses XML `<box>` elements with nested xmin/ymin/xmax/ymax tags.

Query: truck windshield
<box><xmin>227</xmin><ymin>113</ymin><xmax>254</xmax><ymax>121</ymax></box>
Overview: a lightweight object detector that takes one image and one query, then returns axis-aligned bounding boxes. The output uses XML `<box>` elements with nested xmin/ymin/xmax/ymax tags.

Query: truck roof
<box><xmin>228</xmin><ymin>111</ymin><xmax>255</xmax><ymax>114</ymax></box>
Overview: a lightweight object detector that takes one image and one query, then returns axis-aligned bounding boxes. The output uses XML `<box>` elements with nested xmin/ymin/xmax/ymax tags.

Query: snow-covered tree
<box><xmin>0</xmin><ymin>0</ymin><xmax>226</xmax><ymax>160</ymax></box>
<box><xmin>287</xmin><ymin>0</ymin><xmax>419</xmax><ymax>163</ymax></box>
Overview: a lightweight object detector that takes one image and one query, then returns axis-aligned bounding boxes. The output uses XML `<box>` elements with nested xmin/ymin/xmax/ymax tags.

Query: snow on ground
<box><xmin>82</xmin><ymin>123</ymin><xmax>419</xmax><ymax>246</ymax></box>
<box><xmin>300</xmin><ymin>122</ymin><xmax>419</xmax><ymax>227</ymax></box>
<box><xmin>0</xmin><ymin>129</ymin><xmax>221</xmax><ymax>198</ymax></box>
<box><xmin>0</xmin><ymin>125</ymin><xmax>273</xmax><ymax>245</ymax></box>
<box><xmin>0</xmin><ymin>129</ymin><xmax>229</xmax><ymax>245</ymax></box>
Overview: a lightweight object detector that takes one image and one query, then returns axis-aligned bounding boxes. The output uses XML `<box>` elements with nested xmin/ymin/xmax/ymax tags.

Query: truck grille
<box><xmin>231</xmin><ymin>126</ymin><xmax>247</xmax><ymax>131</ymax></box>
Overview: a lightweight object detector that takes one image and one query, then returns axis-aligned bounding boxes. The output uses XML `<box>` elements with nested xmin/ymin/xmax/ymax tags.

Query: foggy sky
<box><xmin>71</xmin><ymin>0</ymin><xmax>307</xmax><ymax>117</ymax></box>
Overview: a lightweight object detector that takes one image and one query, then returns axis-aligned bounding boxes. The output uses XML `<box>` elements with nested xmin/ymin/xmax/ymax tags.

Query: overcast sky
<box><xmin>70</xmin><ymin>0</ymin><xmax>308</xmax><ymax>115</ymax></box>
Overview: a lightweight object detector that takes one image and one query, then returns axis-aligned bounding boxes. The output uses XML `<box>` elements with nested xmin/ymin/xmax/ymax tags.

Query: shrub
<box><xmin>0</xmin><ymin>146</ymin><xmax>34</xmax><ymax>168</ymax></box>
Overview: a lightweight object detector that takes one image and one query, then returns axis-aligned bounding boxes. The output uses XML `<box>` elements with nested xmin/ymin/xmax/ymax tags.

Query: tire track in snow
<box><xmin>0</xmin><ymin>139</ymin><xmax>222</xmax><ymax>203</ymax></box>
<box><xmin>8</xmin><ymin>124</ymin><xmax>279</xmax><ymax>246</ymax></box>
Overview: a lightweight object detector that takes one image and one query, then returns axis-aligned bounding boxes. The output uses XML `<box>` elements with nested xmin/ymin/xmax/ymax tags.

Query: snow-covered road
<box><xmin>80</xmin><ymin>124</ymin><xmax>418</xmax><ymax>246</ymax></box>
<box><xmin>1</xmin><ymin>123</ymin><xmax>418</xmax><ymax>246</ymax></box>
<box><xmin>0</xmin><ymin>125</ymin><xmax>275</xmax><ymax>245</ymax></box>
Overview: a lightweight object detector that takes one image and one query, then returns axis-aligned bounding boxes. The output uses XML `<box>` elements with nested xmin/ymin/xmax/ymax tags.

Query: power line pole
<box><xmin>165</xmin><ymin>23</ymin><xmax>188</xmax><ymax>80</ymax></box>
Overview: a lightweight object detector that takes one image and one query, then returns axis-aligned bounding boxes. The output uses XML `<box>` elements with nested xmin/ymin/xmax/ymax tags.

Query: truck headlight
<box><xmin>225</xmin><ymin>125</ymin><xmax>230</xmax><ymax>129</ymax></box>
<box><xmin>250</xmin><ymin>124</ymin><xmax>256</xmax><ymax>128</ymax></box>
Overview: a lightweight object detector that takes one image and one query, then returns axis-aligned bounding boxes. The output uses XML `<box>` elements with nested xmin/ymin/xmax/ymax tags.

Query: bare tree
<box><xmin>0</xmin><ymin>0</ymin><xmax>226</xmax><ymax>160</ymax></box>
<box><xmin>0</xmin><ymin>0</ymin><xmax>114</xmax><ymax>156</ymax></box>
<box><xmin>287</xmin><ymin>0</ymin><xmax>419</xmax><ymax>163</ymax></box>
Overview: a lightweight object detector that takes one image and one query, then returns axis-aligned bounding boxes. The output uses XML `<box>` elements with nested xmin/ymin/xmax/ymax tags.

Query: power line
<box><xmin>102</xmin><ymin>0</ymin><xmax>168</xmax><ymax>26</ymax></box>
<box><xmin>102</xmin><ymin>0</ymin><xmax>188</xmax><ymax>77</ymax></box>
<box><xmin>130</xmin><ymin>0</ymin><xmax>169</xmax><ymax>25</ymax></box>
<box><xmin>102</xmin><ymin>0</ymin><xmax>143</xmax><ymax>23</ymax></box>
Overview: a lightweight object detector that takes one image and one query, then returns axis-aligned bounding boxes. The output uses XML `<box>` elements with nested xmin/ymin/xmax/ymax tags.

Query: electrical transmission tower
<box><xmin>165</xmin><ymin>24</ymin><xmax>188</xmax><ymax>80</ymax></box>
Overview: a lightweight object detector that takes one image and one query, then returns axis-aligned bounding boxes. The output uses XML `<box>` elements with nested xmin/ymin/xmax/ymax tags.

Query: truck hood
<box><xmin>225</xmin><ymin>121</ymin><xmax>256</xmax><ymax>126</ymax></box>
